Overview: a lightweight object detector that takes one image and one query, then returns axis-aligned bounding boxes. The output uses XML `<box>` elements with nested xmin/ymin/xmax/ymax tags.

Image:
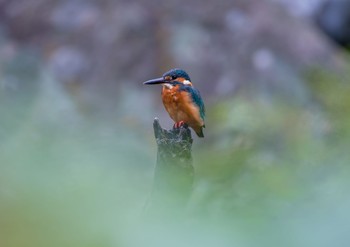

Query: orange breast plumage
<box><xmin>161</xmin><ymin>84</ymin><xmax>205</xmax><ymax>137</ymax></box>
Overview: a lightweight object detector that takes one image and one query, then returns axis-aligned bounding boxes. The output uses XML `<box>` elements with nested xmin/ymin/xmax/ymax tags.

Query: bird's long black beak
<box><xmin>143</xmin><ymin>77</ymin><xmax>166</xmax><ymax>85</ymax></box>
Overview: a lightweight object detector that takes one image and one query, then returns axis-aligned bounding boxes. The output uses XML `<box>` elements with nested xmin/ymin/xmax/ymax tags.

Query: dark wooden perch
<box><xmin>145</xmin><ymin>118</ymin><xmax>194</xmax><ymax>215</ymax></box>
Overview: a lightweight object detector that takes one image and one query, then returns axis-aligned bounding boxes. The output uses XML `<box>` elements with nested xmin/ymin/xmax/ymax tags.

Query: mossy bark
<box><xmin>146</xmin><ymin>118</ymin><xmax>194</xmax><ymax>215</ymax></box>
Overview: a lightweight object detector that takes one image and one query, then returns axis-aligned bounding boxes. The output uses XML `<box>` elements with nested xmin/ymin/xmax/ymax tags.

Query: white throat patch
<box><xmin>164</xmin><ymin>83</ymin><xmax>173</xmax><ymax>89</ymax></box>
<box><xmin>183</xmin><ymin>80</ymin><xmax>191</xmax><ymax>85</ymax></box>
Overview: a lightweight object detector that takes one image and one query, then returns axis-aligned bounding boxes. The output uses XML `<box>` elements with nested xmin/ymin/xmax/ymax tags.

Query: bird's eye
<box><xmin>171</xmin><ymin>75</ymin><xmax>176</xmax><ymax>80</ymax></box>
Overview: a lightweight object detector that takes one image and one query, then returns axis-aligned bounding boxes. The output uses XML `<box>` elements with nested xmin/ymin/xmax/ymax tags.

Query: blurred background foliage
<box><xmin>1</xmin><ymin>0</ymin><xmax>350</xmax><ymax>246</ymax></box>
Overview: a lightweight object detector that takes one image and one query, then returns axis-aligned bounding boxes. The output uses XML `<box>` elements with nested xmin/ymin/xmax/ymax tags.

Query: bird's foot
<box><xmin>173</xmin><ymin>121</ymin><xmax>187</xmax><ymax>129</ymax></box>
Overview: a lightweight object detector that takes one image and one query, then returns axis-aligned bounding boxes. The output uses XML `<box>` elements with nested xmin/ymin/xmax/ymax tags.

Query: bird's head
<box><xmin>143</xmin><ymin>68</ymin><xmax>192</xmax><ymax>87</ymax></box>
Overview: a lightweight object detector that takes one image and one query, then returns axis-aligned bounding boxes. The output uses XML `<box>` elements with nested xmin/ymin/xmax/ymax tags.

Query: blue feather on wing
<box><xmin>180</xmin><ymin>85</ymin><xmax>205</xmax><ymax>121</ymax></box>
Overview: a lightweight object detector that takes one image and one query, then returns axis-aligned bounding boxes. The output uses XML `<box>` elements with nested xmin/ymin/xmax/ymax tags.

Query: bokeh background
<box><xmin>1</xmin><ymin>0</ymin><xmax>350</xmax><ymax>246</ymax></box>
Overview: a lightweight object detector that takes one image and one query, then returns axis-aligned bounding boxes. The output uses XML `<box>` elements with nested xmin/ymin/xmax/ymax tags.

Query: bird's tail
<box><xmin>196</xmin><ymin>127</ymin><xmax>204</xmax><ymax>138</ymax></box>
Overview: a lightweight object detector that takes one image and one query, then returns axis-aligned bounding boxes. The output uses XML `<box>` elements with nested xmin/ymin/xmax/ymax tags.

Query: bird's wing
<box><xmin>181</xmin><ymin>86</ymin><xmax>205</xmax><ymax>120</ymax></box>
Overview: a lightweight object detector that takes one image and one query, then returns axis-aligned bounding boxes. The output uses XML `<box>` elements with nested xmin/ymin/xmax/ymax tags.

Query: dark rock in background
<box><xmin>315</xmin><ymin>0</ymin><xmax>350</xmax><ymax>48</ymax></box>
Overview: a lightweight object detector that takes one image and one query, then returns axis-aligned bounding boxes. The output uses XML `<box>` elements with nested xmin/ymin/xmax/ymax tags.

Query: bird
<box><xmin>143</xmin><ymin>68</ymin><xmax>205</xmax><ymax>137</ymax></box>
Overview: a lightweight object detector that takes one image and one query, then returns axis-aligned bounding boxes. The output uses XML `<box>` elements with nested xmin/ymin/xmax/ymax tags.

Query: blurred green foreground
<box><xmin>1</xmin><ymin>54</ymin><xmax>350</xmax><ymax>247</ymax></box>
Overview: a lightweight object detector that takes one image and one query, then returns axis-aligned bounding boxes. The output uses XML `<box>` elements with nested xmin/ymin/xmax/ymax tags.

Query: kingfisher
<box><xmin>143</xmin><ymin>68</ymin><xmax>206</xmax><ymax>137</ymax></box>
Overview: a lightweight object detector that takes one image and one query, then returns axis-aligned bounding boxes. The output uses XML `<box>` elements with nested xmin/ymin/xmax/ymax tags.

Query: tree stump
<box><xmin>145</xmin><ymin>118</ymin><xmax>194</xmax><ymax>215</ymax></box>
